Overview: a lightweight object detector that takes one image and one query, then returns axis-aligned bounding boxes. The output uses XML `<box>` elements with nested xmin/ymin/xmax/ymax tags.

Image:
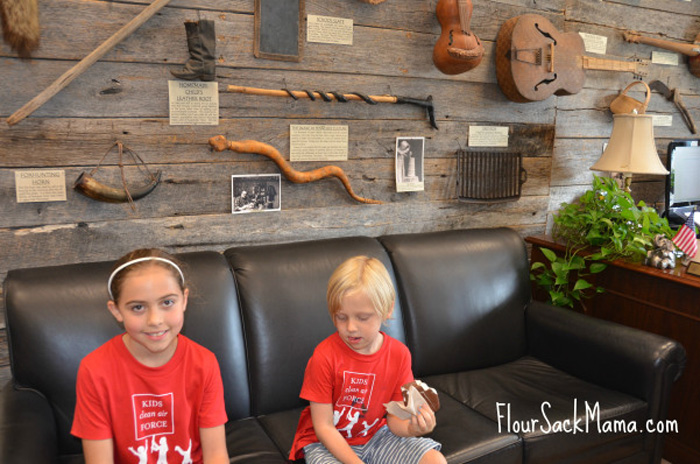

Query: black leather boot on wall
<box><xmin>171</xmin><ymin>19</ymin><xmax>216</xmax><ymax>81</ymax></box>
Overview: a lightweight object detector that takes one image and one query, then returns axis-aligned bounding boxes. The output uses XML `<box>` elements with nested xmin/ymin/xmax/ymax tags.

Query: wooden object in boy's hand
<box><xmin>496</xmin><ymin>14</ymin><xmax>648</xmax><ymax>103</ymax></box>
<box><xmin>623</xmin><ymin>30</ymin><xmax>700</xmax><ymax>78</ymax></box>
<box><xmin>254</xmin><ymin>0</ymin><xmax>304</xmax><ymax>62</ymax></box>
<box><xmin>433</xmin><ymin>0</ymin><xmax>484</xmax><ymax>75</ymax></box>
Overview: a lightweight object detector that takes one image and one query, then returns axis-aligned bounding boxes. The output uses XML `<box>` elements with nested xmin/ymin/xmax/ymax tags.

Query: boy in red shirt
<box><xmin>290</xmin><ymin>256</ymin><xmax>446</xmax><ymax>464</ymax></box>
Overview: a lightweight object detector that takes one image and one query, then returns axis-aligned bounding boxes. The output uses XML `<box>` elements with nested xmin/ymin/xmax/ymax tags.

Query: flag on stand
<box><xmin>672</xmin><ymin>212</ymin><xmax>698</xmax><ymax>258</ymax></box>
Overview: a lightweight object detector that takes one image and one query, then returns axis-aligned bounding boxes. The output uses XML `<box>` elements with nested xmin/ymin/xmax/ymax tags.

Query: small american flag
<box><xmin>673</xmin><ymin>212</ymin><xmax>698</xmax><ymax>258</ymax></box>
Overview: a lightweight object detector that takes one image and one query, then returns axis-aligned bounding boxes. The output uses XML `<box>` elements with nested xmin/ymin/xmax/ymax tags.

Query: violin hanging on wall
<box><xmin>623</xmin><ymin>30</ymin><xmax>700</xmax><ymax>78</ymax></box>
<box><xmin>496</xmin><ymin>14</ymin><xmax>648</xmax><ymax>102</ymax></box>
<box><xmin>433</xmin><ymin>0</ymin><xmax>484</xmax><ymax>75</ymax></box>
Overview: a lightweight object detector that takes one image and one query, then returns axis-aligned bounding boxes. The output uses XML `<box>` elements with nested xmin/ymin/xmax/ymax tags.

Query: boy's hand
<box><xmin>408</xmin><ymin>404</ymin><xmax>437</xmax><ymax>436</ymax></box>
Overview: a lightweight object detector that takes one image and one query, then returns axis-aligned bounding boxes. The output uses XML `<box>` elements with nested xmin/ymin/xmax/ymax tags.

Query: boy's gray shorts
<box><xmin>303</xmin><ymin>425</ymin><xmax>441</xmax><ymax>464</ymax></box>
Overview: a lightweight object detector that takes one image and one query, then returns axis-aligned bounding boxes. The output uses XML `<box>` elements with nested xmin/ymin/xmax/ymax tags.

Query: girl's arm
<box><xmin>309</xmin><ymin>402</ymin><xmax>364</xmax><ymax>464</ymax></box>
<box><xmin>82</xmin><ymin>438</ymin><xmax>114</xmax><ymax>464</ymax></box>
<box><xmin>200</xmin><ymin>424</ymin><xmax>229</xmax><ymax>464</ymax></box>
<box><xmin>386</xmin><ymin>404</ymin><xmax>437</xmax><ymax>437</ymax></box>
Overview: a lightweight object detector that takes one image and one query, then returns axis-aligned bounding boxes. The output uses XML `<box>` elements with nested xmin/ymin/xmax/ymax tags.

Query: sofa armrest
<box><xmin>526</xmin><ymin>301</ymin><xmax>686</xmax><ymax>419</ymax></box>
<box><xmin>0</xmin><ymin>382</ymin><xmax>59</xmax><ymax>463</ymax></box>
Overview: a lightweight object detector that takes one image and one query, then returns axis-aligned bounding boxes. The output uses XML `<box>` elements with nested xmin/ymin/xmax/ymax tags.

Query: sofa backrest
<box><xmin>3</xmin><ymin>251</ymin><xmax>249</xmax><ymax>455</ymax></box>
<box><xmin>224</xmin><ymin>236</ymin><xmax>407</xmax><ymax>416</ymax></box>
<box><xmin>380</xmin><ymin>228</ymin><xmax>530</xmax><ymax>377</ymax></box>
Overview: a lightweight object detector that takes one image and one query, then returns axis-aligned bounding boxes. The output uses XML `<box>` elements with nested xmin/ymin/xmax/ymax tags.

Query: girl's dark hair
<box><xmin>109</xmin><ymin>249</ymin><xmax>188</xmax><ymax>303</ymax></box>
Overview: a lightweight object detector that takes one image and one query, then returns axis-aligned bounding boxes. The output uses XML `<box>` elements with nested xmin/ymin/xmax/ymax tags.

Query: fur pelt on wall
<box><xmin>0</xmin><ymin>0</ymin><xmax>40</xmax><ymax>57</ymax></box>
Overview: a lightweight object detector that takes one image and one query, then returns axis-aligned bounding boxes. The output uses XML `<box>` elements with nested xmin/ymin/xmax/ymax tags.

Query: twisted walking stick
<box><xmin>209</xmin><ymin>136</ymin><xmax>382</xmax><ymax>205</ymax></box>
<box><xmin>224</xmin><ymin>84</ymin><xmax>438</xmax><ymax>130</ymax></box>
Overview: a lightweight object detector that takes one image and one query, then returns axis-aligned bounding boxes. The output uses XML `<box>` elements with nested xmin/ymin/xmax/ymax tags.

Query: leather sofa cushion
<box><xmin>258</xmin><ymin>407</ymin><xmax>306</xmax><ymax>461</ymax></box>
<box><xmin>225</xmin><ymin>417</ymin><xmax>290</xmax><ymax>463</ymax></box>
<box><xmin>430</xmin><ymin>392</ymin><xmax>522</xmax><ymax>464</ymax></box>
<box><xmin>380</xmin><ymin>228</ymin><xmax>530</xmax><ymax>377</ymax></box>
<box><xmin>254</xmin><ymin>397</ymin><xmax>524</xmax><ymax>464</ymax></box>
<box><xmin>6</xmin><ymin>259</ymin><xmax>124</xmax><ymax>455</ymax></box>
<box><xmin>175</xmin><ymin>252</ymin><xmax>250</xmax><ymax>421</ymax></box>
<box><xmin>224</xmin><ymin>236</ymin><xmax>407</xmax><ymax>416</ymax></box>
<box><xmin>425</xmin><ymin>356</ymin><xmax>648</xmax><ymax>463</ymax></box>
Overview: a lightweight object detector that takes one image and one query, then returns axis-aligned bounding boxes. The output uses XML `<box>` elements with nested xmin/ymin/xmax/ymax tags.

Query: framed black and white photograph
<box><xmin>231</xmin><ymin>174</ymin><xmax>281</xmax><ymax>214</ymax></box>
<box><xmin>396</xmin><ymin>136</ymin><xmax>425</xmax><ymax>192</ymax></box>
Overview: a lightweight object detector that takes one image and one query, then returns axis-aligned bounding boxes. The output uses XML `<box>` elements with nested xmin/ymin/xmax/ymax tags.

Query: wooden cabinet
<box><xmin>526</xmin><ymin>236</ymin><xmax>700</xmax><ymax>464</ymax></box>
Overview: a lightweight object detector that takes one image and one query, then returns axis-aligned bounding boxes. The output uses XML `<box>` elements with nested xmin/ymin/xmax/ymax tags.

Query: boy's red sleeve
<box><xmin>299</xmin><ymin>350</ymin><xmax>335</xmax><ymax>404</ymax></box>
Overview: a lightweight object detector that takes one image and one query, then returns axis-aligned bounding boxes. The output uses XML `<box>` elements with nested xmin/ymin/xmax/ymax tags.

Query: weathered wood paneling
<box><xmin>1</xmin><ymin>0</ymin><xmax>699</xmax><ymax>404</ymax></box>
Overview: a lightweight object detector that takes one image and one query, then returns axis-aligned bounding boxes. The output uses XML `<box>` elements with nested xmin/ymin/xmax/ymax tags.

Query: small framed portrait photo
<box><xmin>395</xmin><ymin>136</ymin><xmax>425</xmax><ymax>192</ymax></box>
<box><xmin>231</xmin><ymin>174</ymin><xmax>281</xmax><ymax>214</ymax></box>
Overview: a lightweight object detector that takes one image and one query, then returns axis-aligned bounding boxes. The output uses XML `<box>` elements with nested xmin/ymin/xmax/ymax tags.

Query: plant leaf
<box><xmin>531</xmin><ymin>262</ymin><xmax>546</xmax><ymax>271</ymax></box>
<box><xmin>589</xmin><ymin>262</ymin><xmax>607</xmax><ymax>273</ymax></box>
<box><xmin>541</xmin><ymin>247</ymin><xmax>557</xmax><ymax>263</ymax></box>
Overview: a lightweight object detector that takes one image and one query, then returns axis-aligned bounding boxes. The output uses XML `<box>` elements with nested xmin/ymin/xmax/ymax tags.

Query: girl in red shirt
<box><xmin>72</xmin><ymin>249</ymin><xmax>228</xmax><ymax>464</ymax></box>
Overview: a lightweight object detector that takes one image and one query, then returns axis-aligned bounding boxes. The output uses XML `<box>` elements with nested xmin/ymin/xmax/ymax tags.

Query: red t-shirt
<box><xmin>71</xmin><ymin>334</ymin><xmax>227</xmax><ymax>464</ymax></box>
<box><xmin>289</xmin><ymin>332</ymin><xmax>413</xmax><ymax>460</ymax></box>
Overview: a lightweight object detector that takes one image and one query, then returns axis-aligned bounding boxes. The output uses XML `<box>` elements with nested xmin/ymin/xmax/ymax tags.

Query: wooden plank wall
<box><xmin>1</xmin><ymin>0</ymin><xmax>698</xmax><ymax>386</ymax></box>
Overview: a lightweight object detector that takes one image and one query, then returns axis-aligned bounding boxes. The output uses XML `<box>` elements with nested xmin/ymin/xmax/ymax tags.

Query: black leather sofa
<box><xmin>0</xmin><ymin>228</ymin><xmax>686</xmax><ymax>463</ymax></box>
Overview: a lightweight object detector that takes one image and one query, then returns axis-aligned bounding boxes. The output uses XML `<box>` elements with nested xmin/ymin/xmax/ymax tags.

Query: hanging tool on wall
<box><xmin>6</xmin><ymin>0</ymin><xmax>172</xmax><ymax>126</ymax></box>
<box><xmin>223</xmin><ymin>84</ymin><xmax>438</xmax><ymax>130</ymax></box>
<box><xmin>73</xmin><ymin>141</ymin><xmax>161</xmax><ymax>210</ymax></box>
<box><xmin>623</xmin><ymin>30</ymin><xmax>700</xmax><ymax>78</ymax></box>
<box><xmin>208</xmin><ymin>135</ymin><xmax>382</xmax><ymax>205</ymax></box>
<box><xmin>649</xmin><ymin>80</ymin><xmax>698</xmax><ymax>134</ymax></box>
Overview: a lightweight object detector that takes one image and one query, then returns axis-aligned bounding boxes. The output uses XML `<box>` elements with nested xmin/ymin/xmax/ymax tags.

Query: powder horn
<box><xmin>73</xmin><ymin>170</ymin><xmax>162</xmax><ymax>203</ymax></box>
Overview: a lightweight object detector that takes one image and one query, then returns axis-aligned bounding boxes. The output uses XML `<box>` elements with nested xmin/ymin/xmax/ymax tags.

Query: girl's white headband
<box><xmin>107</xmin><ymin>257</ymin><xmax>185</xmax><ymax>300</ymax></box>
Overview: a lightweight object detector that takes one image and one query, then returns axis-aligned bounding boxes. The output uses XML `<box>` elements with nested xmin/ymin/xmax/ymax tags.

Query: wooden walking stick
<box><xmin>6</xmin><ymin>0</ymin><xmax>172</xmax><ymax>126</ymax></box>
<box><xmin>224</xmin><ymin>84</ymin><xmax>438</xmax><ymax>129</ymax></box>
<box><xmin>623</xmin><ymin>30</ymin><xmax>700</xmax><ymax>78</ymax></box>
<box><xmin>208</xmin><ymin>136</ymin><xmax>382</xmax><ymax>205</ymax></box>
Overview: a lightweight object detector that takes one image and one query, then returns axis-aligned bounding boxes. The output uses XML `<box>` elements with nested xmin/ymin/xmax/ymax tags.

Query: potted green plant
<box><xmin>531</xmin><ymin>175</ymin><xmax>674</xmax><ymax>309</ymax></box>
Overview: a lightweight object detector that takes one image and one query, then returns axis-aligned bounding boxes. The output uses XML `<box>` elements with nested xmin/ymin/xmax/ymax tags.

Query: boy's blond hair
<box><xmin>327</xmin><ymin>256</ymin><xmax>395</xmax><ymax>319</ymax></box>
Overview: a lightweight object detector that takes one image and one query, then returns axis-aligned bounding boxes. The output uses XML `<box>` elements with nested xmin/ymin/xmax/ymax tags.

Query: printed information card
<box><xmin>652</xmin><ymin>114</ymin><xmax>673</xmax><ymax>127</ymax></box>
<box><xmin>468</xmin><ymin>126</ymin><xmax>509</xmax><ymax>147</ymax></box>
<box><xmin>290</xmin><ymin>125</ymin><xmax>349</xmax><ymax>161</ymax></box>
<box><xmin>168</xmin><ymin>80</ymin><xmax>219</xmax><ymax>126</ymax></box>
<box><xmin>579</xmin><ymin>32</ymin><xmax>607</xmax><ymax>55</ymax></box>
<box><xmin>15</xmin><ymin>169</ymin><xmax>67</xmax><ymax>203</ymax></box>
<box><xmin>307</xmin><ymin>15</ymin><xmax>353</xmax><ymax>45</ymax></box>
<box><xmin>651</xmin><ymin>51</ymin><xmax>680</xmax><ymax>66</ymax></box>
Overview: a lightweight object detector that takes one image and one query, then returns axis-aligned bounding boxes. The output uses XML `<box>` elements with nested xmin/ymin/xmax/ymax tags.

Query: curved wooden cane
<box><xmin>209</xmin><ymin>136</ymin><xmax>382</xmax><ymax>205</ymax></box>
